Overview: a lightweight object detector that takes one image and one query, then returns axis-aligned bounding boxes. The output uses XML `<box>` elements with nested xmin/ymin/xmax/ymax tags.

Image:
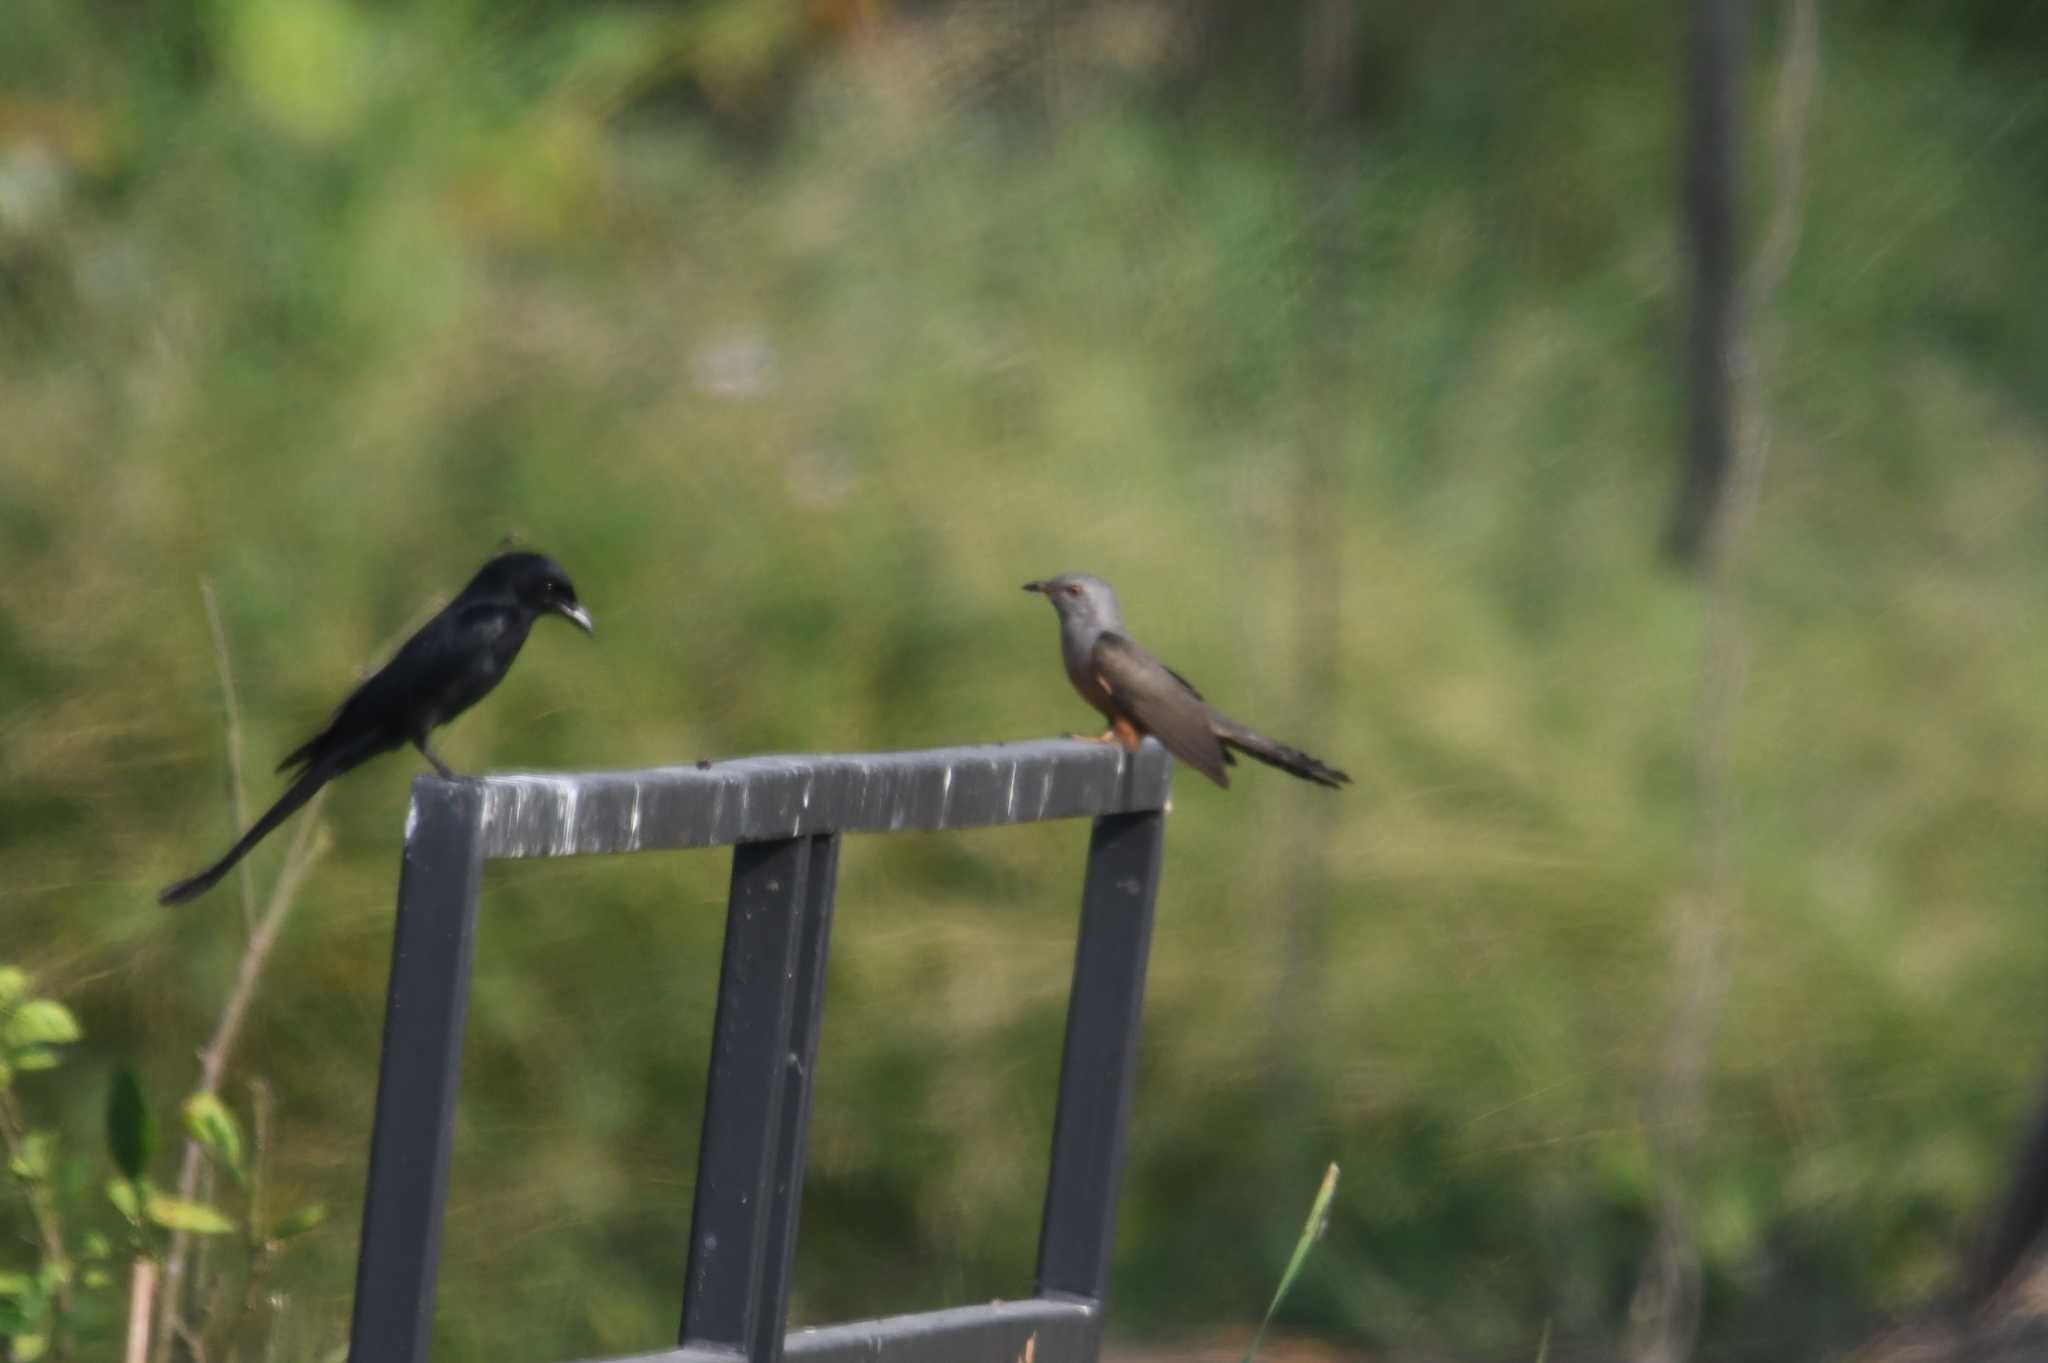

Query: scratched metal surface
<box><xmin>411</xmin><ymin>738</ymin><xmax>1174</xmax><ymax>859</ymax></box>
<box><xmin>782</xmin><ymin>1297</ymin><xmax>1097</xmax><ymax>1363</ymax></box>
<box><xmin>576</xmin><ymin>1298</ymin><xmax>1097</xmax><ymax>1363</ymax></box>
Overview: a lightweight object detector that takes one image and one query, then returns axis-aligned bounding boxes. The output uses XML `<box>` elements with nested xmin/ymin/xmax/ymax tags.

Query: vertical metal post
<box><xmin>1035</xmin><ymin>810</ymin><xmax>1167</xmax><ymax>1308</ymax></box>
<box><xmin>348</xmin><ymin>781</ymin><xmax>487</xmax><ymax>1363</ymax></box>
<box><xmin>680</xmin><ymin>833</ymin><xmax>840</xmax><ymax>1362</ymax></box>
<box><xmin>752</xmin><ymin>834</ymin><xmax>839</xmax><ymax>1359</ymax></box>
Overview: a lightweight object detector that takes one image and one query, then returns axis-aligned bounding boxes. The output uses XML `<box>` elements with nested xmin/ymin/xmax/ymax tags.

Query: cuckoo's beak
<box><xmin>1022</xmin><ymin>581</ymin><xmax>1049</xmax><ymax>595</ymax></box>
<box><xmin>555</xmin><ymin>600</ymin><xmax>595</xmax><ymax>634</ymax></box>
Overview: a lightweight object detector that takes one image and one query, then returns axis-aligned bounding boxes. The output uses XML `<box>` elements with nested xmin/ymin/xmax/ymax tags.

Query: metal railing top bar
<box><xmin>578</xmin><ymin>1297</ymin><xmax>1099</xmax><ymax>1363</ymax></box>
<box><xmin>457</xmin><ymin>738</ymin><xmax>1173</xmax><ymax>859</ymax></box>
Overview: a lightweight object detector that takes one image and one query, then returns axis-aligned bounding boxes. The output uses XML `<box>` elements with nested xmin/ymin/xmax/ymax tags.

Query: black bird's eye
<box><xmin>1064</xmin><ymin>584</ymin><xmax>1081</xmax><ymax>598</ymax></box>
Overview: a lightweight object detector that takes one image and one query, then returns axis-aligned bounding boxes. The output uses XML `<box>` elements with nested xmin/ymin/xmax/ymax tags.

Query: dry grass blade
<box><xmin>153</xmin><ymin>582</ymin><xmax>333</xmax><ymax>1363</ymax></box>
<box><xmin>199</xmin><ymin>579</ymin><xmax>257</xmax><ymax>938</ymax></box>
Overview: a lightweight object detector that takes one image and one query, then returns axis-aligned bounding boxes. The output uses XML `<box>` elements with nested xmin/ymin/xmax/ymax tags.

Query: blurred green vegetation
<box><xmin>3</xmin><ymin>1</ymin><xmax>2048</xmax><ymax>1359</ymax></box>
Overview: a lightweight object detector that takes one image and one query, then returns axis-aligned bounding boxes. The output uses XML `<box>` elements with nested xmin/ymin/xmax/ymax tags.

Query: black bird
<box><xmin>158</xmin><ymin>551</ymin><xmax>593</xmax><ymax>906</ymax></box>
<box><xmin>1024</xmin><ymin>571</ymin><xmax>1349</xmax><ymax>790</ymax></box>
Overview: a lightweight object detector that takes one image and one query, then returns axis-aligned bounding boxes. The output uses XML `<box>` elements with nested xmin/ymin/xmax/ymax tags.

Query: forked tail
<box><xmin>158</xmin><ymin>759</ymin><xmax>336</xmax><ymax>906</ymax></box>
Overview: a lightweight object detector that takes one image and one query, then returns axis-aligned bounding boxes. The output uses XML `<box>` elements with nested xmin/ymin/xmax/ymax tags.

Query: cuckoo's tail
<box><xmin>1212</xmin><ymin>716</ymin><xmax>1351</xmax><ymax>790</ymax></box>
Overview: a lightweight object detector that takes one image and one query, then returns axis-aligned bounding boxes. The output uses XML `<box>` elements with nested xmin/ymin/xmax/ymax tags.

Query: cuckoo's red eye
<box><xmin>1064</xmin><ymin>584</ymin><xmax>1081</xmax><ymax>597</ymax></box>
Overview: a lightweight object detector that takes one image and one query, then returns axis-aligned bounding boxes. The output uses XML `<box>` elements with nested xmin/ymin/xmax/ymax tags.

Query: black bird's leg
<box><xmin>415</xmin><ymin>737</ymin><xmax>459</xmax><ymax>780</ymax></box>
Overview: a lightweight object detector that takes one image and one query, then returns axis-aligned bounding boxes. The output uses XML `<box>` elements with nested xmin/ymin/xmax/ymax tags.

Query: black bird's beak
<box><xmin>555</xmin><ymin>601</ymin><xmax>595</xmax><ymax>634</ymax></box>
<box><xmin>1022</xmin><ymin>581</ymin><xmax>1048</xmax><ymax>595</ymax></box>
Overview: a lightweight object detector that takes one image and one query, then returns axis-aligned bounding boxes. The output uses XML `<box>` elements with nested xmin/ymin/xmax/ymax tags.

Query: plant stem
<box><xmin>154</xmin><ymin>583</ymin><xmax>331</xmax><ymax>1363</ymax></box>
<box><xmin>0</xmin><ymin>1082</ymin><xmax>73</xmax><ymax>1346</ymax></box>
<box><xmin>125</xmin><ymin>1258</ymin><xmax>158</xmax><ymax>1363</ymax></box>
<box><xmin>152</xmin><ymin>801</ymin><xmax>327</xmax><ymax>1363</ymax></box>
<box><xmin>199</xmin><ymin>580</ymin><xmax>258</xmax><ymax>941</ymax></box>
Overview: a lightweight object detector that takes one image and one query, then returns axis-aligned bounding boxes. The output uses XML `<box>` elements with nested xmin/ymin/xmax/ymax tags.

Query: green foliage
<box><xmin>0</xmin><ymin>971</ymin><xmax>94</xmax><ymax>1358</ymax></box>
<box><xmin>218</xmin><ymin>0</ymin><xmax>377</xmax><ymax>142</ymax></box>
<box><xmin>104</xmin><ymin>1178</ymin><xmax>139</xmax><ymax>1226</ymax></box>
<box><xmin>269</xmin><ymin>1203</ymin><xmax>326</xmax><ymax>1244</ymax></box>
<box><xmin>182</xmin><ymin>1092</ymin><xmax>245</xmax><ymax>1184</ymax></box>
<box><xmin>102</xmin><ymin>1070</ymin><xmax>153</xmax><ymax>1186</ymax></box>
<box><xmin>2</xmin><ymin>1004</ymin><xmax>77</xmax><ymax>1052</ymax></box>
<box><xmin>3</xmin><ymin>2</ymin><xmax>2047</xmax><ymax>1361</ymax></box>
<box><xmin>1</xmin><ymin>969</ymin><xmax>315</xmax><ymax>1359</ymax></box>
<box><xmin>1</xmin><ymin>989</ymin><xmax>80</xmax><ymax>1094</ymax></box>
<box><xmin>143</xmin><ymin>1193</ymin><xmax>237</xmax><ymax>1236</ymax></box>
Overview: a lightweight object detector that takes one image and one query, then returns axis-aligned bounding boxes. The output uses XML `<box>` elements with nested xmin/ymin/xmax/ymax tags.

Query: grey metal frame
<box><xmin>346</xmin><ymin>739</ymin><xmax>1172</xmax><ymax>1363</ymax></box>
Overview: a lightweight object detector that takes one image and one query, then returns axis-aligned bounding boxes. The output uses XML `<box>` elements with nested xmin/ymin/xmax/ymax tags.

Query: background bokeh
<box><xmin>5</xmin><ymin>1</ymin><xmax>2048</xmax><ymax>1359</ymax></box>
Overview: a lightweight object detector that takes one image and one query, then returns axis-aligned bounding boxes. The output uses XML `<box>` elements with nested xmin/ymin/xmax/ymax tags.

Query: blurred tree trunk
<box><xmin>1632</xmin><ymin>8</ymin><xmax>1746</xmax><ymax>1358</ymax></box>
<box><xmin>1263</xmin><ymin>0</ymin><xmax>1357</xmax><ymax>1127</ymax></box>
<box><xmin>1665</xmin><ymin>0</ymin><xmax>1744</xmax><ymax>567</ymax></box>
<box><xmin>1970</xmin><ymin>1068</ymin><xmax>2048</xmax><ymax>1309</ymax></box>
<box><xmin>1634</xmin><ymin>3</ymin><xmax>1818</xmax><ymax>1361</ymax></box>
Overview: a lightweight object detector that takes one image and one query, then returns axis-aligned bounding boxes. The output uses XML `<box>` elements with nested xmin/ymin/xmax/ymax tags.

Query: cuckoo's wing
<box><xmin>1092</xmin><ymin>633</ymin><xmax>1231</xmax><ymax>788</ymax></box>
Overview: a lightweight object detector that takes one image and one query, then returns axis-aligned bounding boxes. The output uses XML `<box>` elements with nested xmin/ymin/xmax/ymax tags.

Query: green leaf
<box><xmin>1240</xmin><ymin>1162</ymin><xmax>1340</xmax><ymax>1363</ymax></box>
<box><xmin>223</xmin><ymin>0</ymin><xmax>373</xmax><ymax>142</ymax></box>
<box><xmin>81</xmin><ymin>1267</ymin><xmax>111</xmax><ymax>1290</ymax></box>
<box><xmin>106</xmin><ymin>1067</ymin><xmax>154</xmax><ymax>1181</ymax></box>
<box><xmin>7</xmin><ymin>1130</ymin><xmax>55</xmax><ymax>1181</ymax></box>
<box><xmin>12</xmin><ymin>1048</ymin><xmax>59</xmax><ymax>1073</ymax></box>
<box><xmin>182</xmin><ymin>1093</ymin><xmax>245</xmax><ymax>1180</ymax></box>
<box><xmin>0</xmin><ymin>1281</ymin><xmax>48</xmax><ymax>1331</ymax></box>
<box><xmin>0</xmin><ymin>967</ymin><xmax>28</xmax><ymax>1009</ymax></box>
<box><xmin>3</xmin><ymin>1001</ymin><xmax>80</xmax><ymax>1050</ymax></box>
<box><xmin>270</xmin><ymin>1203</ymin><xmax>327</xmax><ymax>1241</ymax></box>
<box><xmin>82</xmin><ymin>1233</ymin><xmax>110</xmax><ymax>1261</ymax></box>
<box><xmin>0</xmin><ymin>1271</ymin><xmax>35</xmax><ymax>1298</ymax></box>
<box><xmin>15</xmin><ymin>1330</ymin><xmax>49</xmax><ymax>1360</ymax></box>
<box><xmin>106</xmin><ymin>1178</ymin><xmax>140</xmax><ymax>1223</ymax></box>
<box><xmin>144</xmin><ymin>1193</ymin><xmax>236</xmax><ymax>1235</ymax></box>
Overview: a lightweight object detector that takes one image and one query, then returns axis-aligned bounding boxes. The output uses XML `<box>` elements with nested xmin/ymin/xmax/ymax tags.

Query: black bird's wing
<box><xmin>277</xmin><ymin>597</ymin><xmax>523</xmax><ymax>775</ymax></box>
<box><xmin>274</xmin><ymin>617</ymin><xmax>442</xmax><ymax>776</ymax></box>
<box><xmin>1091</xmin><ymin>633</ymin><xmax>1232</xmax><ymax>788</ymax></box>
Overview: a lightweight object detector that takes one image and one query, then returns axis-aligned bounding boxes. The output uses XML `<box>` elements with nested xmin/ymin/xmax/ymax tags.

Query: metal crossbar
<box><xmin>346</xmin><ymin>739</ymin><xmax>1173</xmax><ymax>1363</ymax></box>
